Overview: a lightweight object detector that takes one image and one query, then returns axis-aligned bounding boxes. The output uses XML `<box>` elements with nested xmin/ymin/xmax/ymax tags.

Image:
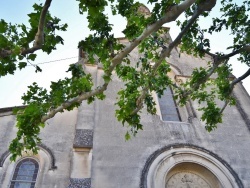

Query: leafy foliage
<box><xmin>1</xmin><ymin>0</ymin><xmax>250</xmax><ymax>160</ymax></box>
<box><xmin>0</xmin><ymin>3</ymin><xmax>67</xmax><ymax>77</ymax></box>
<box><xmin>9</xmin><ymin>64</ymin><xmax>93</xmax><ymax>160</ymax></box>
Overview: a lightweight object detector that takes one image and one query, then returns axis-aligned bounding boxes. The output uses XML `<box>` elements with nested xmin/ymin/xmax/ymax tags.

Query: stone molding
<box><xmin>140</xmin><ymin>143</ymin><xmax>243</xmax><ymax>188</ymax></box>
<box><xmin>0</xmin><ymin>150</ymin><xmax>10</xmax><ymax>167</ymax></box>
<box><xmin>234</xmin><ymin>92</ymin><xmax>250</xmax><ymax>131</ymax></box>
<box><xmin>73</xmin><ymin>129</ymin><xmax>93</xmax><ymax>148</ymax></box>
<box><xmin>38</xmin><ymin>143</ymin><xmax>57</xmax><ymax>170</ymax></box>
<box><xmin>0</xmin><ymin>143</ymin><xmax>57</xmax><ymax>170</ymax></box>
<box><xmin>68</xmin><ymin>178</ymin><xmax>91</xmax><ymax>188</ymax></box>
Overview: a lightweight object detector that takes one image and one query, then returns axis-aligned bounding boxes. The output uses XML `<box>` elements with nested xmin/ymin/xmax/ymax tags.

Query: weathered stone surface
<box><xmin>68</xmin><ymin>178</ymin><xmax>91</xmax><ymax>188</ymax></box>
<box><xmin>0</xmin><ymin>110</ymin><xmax>77</xmax><ymax>188</ymax></box>
<box><xmin>73</xmin><ymin>129</ymin><xmax>93</xmax><ymax>148</ymax></box>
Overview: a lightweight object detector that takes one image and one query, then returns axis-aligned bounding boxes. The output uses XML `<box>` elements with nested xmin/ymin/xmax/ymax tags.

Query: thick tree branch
<box><xmin>0</xmin><ymin>49</ymin><xmax>12</xmax><ymax>58</ymax></box>
<box><xmin>109</xmin><ymin>0</ymin><xmax>196</xmax><ymax>70</ymax></box>
<box><xmin>22</xmin><ymin>0</ymin><xmax>52</xmax><ymax>55</ymax></box>
<box><xmin>231</xmin><ymin>68</ymin><xmax>250</xmax><ymax>88</ymax></box>
<box><xmin>41</xmin><ymin>83</ymin><xmax>108</xmax><ymax>122</ymax></box>
<box><xmin>201</xmin><ymin>49</ymin><xmax>216</xmax><ymax>58</ymax></box>
<box><xmin>90</xmin><ymin>5</ymin><xmax>205</xmax><ymax>115</ymax></box>
<box><xmin>0</xmin><ymin>0</ymin><xmax>52</xmax><ymax>58</ymax></box>
<box><xmin>198</xmin><ymin>0</ymin><xmax>217</xmax><ymax>12</ymax></box>
<box><xmin>40</xmin><ymin>0</ymin><xmax>198</xmax><ymax>121</ymax></box>
<box><xmin>169</xmin><ymin>8</ymin><xmax>203</xmax><ymax>49</ymax></box>
<box><xmin>217</xmin><ymin>45</ymin><xmax>250</xmax><ymax>61</ymax></box>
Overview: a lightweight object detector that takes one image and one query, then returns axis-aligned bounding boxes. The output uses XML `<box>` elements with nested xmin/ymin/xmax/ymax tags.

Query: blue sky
<box><xmin>0</xmin><ymin>0</ymin><xmax>249</xmax><ymax>108</ymax></box>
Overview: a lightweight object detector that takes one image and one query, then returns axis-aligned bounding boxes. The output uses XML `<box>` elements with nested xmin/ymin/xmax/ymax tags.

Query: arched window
<box><xmin>10</xmin><ymin>158</ymin><xmax>39</xmax><ymax>188</ymax></box>
<box><xmin>158</xmin><ymin>87</ymin><xmax>180</xmax><ymax>121</ymax></box>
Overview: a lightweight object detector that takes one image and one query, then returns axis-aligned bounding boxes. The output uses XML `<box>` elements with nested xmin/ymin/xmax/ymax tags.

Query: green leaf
<box><xmin>39</xmin><ymin>123</ymin><xmax>45</xmax><ymax>128</ymax></box>
<box><xmin>0</xmin><ymin>19</ymin><xmax>8</xmax><ymax>33</ymax></box>
<box><xmin>35</xmin><ymin>65</ymin><xmax>42</xmax><ymax>73</ymax></box>
<box><xmin>27</xmin><ymin>54</ymin><xmax>37</xmax><ymax>61</ymax></box>
<box><xmin>18</xmin><ymin>62</ymin><xmax>27</xmax><ymax>70</ymax></box>
<box><xmin>125</xmin><ymin>131</ymin><xmax>131</xmax><ymax>140</ymax></box>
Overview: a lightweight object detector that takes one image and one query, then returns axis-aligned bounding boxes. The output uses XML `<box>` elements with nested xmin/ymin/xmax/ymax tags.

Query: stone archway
<box><xmin>140</xmin><ymin>144</ymin><xmax>243</xmax><ymax>188</ymax></box>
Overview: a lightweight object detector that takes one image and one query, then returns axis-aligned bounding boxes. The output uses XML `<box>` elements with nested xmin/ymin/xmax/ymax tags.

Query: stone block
<box><xmin>74</xmin><ymin>129</ymin><xmax>93</xmax><ymax>148</ymax></box>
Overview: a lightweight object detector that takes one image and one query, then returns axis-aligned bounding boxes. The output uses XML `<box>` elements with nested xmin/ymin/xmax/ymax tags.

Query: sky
<box><xmin>0</xmin><ymin>0</ymin><xmax>249</xmax><ymax>108</ymax></box>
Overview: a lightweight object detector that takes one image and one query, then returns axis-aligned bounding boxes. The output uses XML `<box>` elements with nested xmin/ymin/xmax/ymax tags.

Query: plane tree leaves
<box><xmin>0</xmin><ymin>2</ymin><xmax>67</xmax><ymax>77</ymax></box>
<box><xmin>1</xmin><ymin>0</ymin><xmax>250</xmax><ymax>160</ymax></box>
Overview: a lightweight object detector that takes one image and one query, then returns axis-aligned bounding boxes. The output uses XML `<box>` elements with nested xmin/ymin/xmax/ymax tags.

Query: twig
<box><xmin>220</xmin><ymin>100</ymin><xmax>229</xmax><ymax>114</ymax></box>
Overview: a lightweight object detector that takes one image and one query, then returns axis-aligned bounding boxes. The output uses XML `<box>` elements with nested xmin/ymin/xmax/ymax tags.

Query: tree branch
<box><xmin>132</xmin><ymin>5</ymin><xmax>207</xmax><ymax>114</ymax></box>
<box><xmin>169</xmin><ymin>8</ymin><xmax>203</xmax><ymax>49</ymax></box>
<box><xmin>231</xmin><ymin>68</ymin><xmax>250</xmax><ymax>88</ymax></box>
<box><xmin>197</xmin><ymin>0</ymin><xmax>217</xmax><ymax>12</ymax></box>
<box><xmin>41</xmin><ymin>83</ymin><xmax>108</xmax><ymax>122</ymax></box>
<box><xmin>201</xmin><ymin>49</ymin><xmax>216</xmax><ymax>58</ymax></box>
<box><xmin>220</xmin><ymin>100</ymin><xmax>229</xmax><ymax>114</ymax></box>
<box><xmin>219</xmin><ymin>68</ymin><xmax>250</xmax><ymax>115</ymax></box>
<box><xmin>32</xmin><ymin>0</ymin><xmax>221</xmax><ymax>125</ymax></box>
<box><xmin>217</xmin><ymin>67</ymin><xmax>250</xmax><ymax>115</ymax></box>
<box><xmin>216</xmin><ymin>45</ymin><xmax>250</xmax><ymax>62</ymax></box>
<box><xmin>40</xmin><ymin>0</ymin><xmax>198</xmax><ymax>120</ymax></box>
<box><xmin>21</xmin><ymin>0</ymin><xmax>53</xmax><ymax>55</ymax></box>
<box><xmin>167</xmin><ymin>4</ymin><xmax>220</xmax><ymax>99</ymax></box>
<box><xmin>0</xmin><ymin>0</ymin><xmax>52</xmax><ymax>58</ymax></box>
<box><xmin>179</xmin><ymin>60</ymin><xmax>222</xmax><ymax>101</ymax></box>
<box><xmin>109</xmin><ymin>0</ymin><xmax>196</xmax><ymax>70</ymax></box>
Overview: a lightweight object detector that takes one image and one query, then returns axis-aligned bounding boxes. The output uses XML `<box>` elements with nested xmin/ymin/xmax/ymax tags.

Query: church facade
<box><xmin>1</xmin><ymin>34</ymin><xmax>250</xmax><ymax>188</ymax></box>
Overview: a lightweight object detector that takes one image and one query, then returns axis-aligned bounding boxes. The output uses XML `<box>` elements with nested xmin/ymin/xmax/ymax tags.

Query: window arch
<box><xmin>10</xmin><ymin>158</ymin><xmax>39</xmax><ymax>188</ymax></box>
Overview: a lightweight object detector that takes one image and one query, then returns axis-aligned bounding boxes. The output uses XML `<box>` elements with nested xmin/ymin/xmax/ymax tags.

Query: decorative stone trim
<box><xmin>234</xmin><ymin>92</ymin><xmax>250</xmax><ymax>131</ymax></box>
<box><xmin>0</xmin><ymin>143</ymin><xmax>57</xmax><ymax>170</ymax></box>
<box><xmin>169</xmin><ymin>63</ymin><xmax>183</xmax><ymax>75</ymax></box>
<box><xmin>38</xmin><ymin>143</ymin><xmax>57</xmax><ymax>170</ymax></box>
<box><xmin>140</xmin><ymin>143</ymin><xmax>243</xmax><ymax>188</ymax></box>
<box><xmin>68</xmin><ymin>178</ymin><xmax>91</xmax><ymax>188</ymax></box>
<box><xmin>0</xmin><ymin>150</ymin><xmax>10</xmax><ymax>167</ymax></box>
<box><xmin>73</xmin><ymin>129</ymin><xmax>93</xmax><ymax>148</ymax></box>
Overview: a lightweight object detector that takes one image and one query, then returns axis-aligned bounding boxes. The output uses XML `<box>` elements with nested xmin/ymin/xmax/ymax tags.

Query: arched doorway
<box><xmin>140</xmin><ymin>144</ymin><xmax>243</xmax><ymax>188</ymax></box>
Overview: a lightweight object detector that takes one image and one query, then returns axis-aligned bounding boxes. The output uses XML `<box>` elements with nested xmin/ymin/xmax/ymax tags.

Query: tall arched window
<box><xmin>158</xmin><ymin>87</ymin><xmax>181</xmax><ymax>121</ymax></box>
<box><xmin>10</xmin><ymin>158</ymin><xmax>39</xmax><ymax>188</ymax></box>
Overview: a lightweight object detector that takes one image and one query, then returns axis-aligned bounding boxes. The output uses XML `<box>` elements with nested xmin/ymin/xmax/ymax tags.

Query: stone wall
<box><xmin>0</xmin><ymin>109</ymin><xmax>78</xmax><ymax>188</ymax></box>
<box><xmin>89</xmin><ymin>71</ymin><xmax>250</xmax><ymax>187</ymax></box>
